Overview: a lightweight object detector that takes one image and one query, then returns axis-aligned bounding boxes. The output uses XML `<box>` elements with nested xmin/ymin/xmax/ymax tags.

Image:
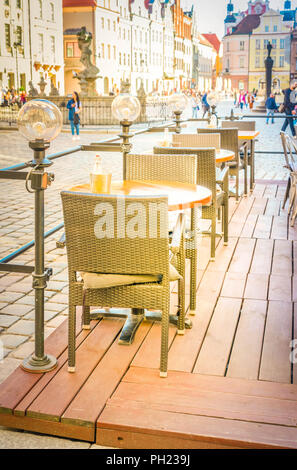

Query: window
<box><xmin>38</xmin><ymin>33</ymin><xmax>43</xmax><ymax>55</ymax></box>
<box><xmin>5</xmin><ymin>24</ymin><xmax>11</xmax><ymax>48</ymax></box>
<box><xmin>273</xmin><ymin>25</ymin><xmax>277</xmax><ymax>32</ymax></box>
<box><xmin>107</xmin><ymin>19</ymin><xmax>110</xmax><ymax>30</ymax></box>
<box><xmin>280</xmin><ymin>39</ymin><xmax>285</xmax><ymax>49</ymax></box>
<box><xmin>255</xmin><ymin>39</ymin><xmax>261</xmax><ymax>50</ymax></box>
<box><xmin>38</xmin><ymin>0</ymin><xmax>42</xmax><ymax>19</ymax></box>
<box><xmin>50</xmin><ymin>36</ymin><xmax>55</xmax><ymax>59</ymax></box>
<box><xmin>20</xmin><ymin>73</ymin><xmax>26</xmax><ymax>89</ymax></box>
<box><xmin>123</xmin><ymin>53</ymin><xmax>126</xmax><ymax>65</ymax></box>
<box><xmin>123</xmin><ymin>29</ymin><xmax>125</xmax><ymax>40</ymax></box>
<box><xmin>113</xmin><ymin>45</ymin><xmax>116</xmax><ymax>60</ymax></box>
<box><xmin>272</xmin><ymin>39</ymin><xmax>277</xmax><ymax>49</ymax></box>
<box><xmin>107</xmin><ymin>44</ymin><xmax>110</xmax><ymax>59</ymax></box>
<box><xmin>113</xmin><ymin>21</ymin><xmax>116</xmax><ymax>32</ymax></box>
<box><xmin>264</xmin><ymin>39</ymin><xmax>269</xmax><ymax>49</ymax></box>
<box><xmin>101</xmin><ymin>43</ymin><xmax>104</xmax><ymax>59</ymax></box>
<box><xmin>50</xmin><ymin>2</ymin><xmax>54</xmax><ymax>21</ymax></box>
<box><xmin>16</xmin><ymin>26</ymin><xmax>22</xmax><ymax>45</ymax></box>
<box><xmin>239</xmin><ymin>57</ymin><xmax>244</xmax><ymax>68</ymax></box>
<box><xmin>4</xmin><ymin>0</ymin><xmax>9</xmax><ymax>5</ymax></box>
<box><xmin>240</xmin><ymin>41</ymin><xmax>244</xmax><ymax>51</ymax></box>
<box><xmin>16</xmin><ymin>0</ymin><xmax>22</xmax><ymax>8</ymax></box>
<box><xmin>295</xmin><ymin>59</ymin><xmax>297</xmax><ymax>71</ymax></box>
<box><xmin>255</xmin><ymin>56</ymin><xmax>260</xmax><ymax>68</ymax></box>
<box><xmin>101</xmin><ymin>17</ymin><xmax>104</xmax><ymax>28</ymax></box>
<box><xmin>279</xmin><ymin>56</ymin><xmax>284</xmax><ymax>67</ymax></box>
<box><xmin>265</xmin><ymin>25</ymin><xmax>269</xmax><ymax>32</ymax></box>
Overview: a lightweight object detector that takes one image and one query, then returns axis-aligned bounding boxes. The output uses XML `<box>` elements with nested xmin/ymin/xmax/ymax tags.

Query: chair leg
<box><xmin>68</xmin><ymin>304</ymin><xmax>76</xmax><ymax>373</ymax></box>
<box><xmin>160</xmin><ymin>301</ymin><xmax>170</xmax><ymax>378</ymax></box>
<box><xmin>83</xmin><ymin>305</ymin><xmax>91</xmax><ymax>330</ymax></box>
<box><xmin>210</xmin><ymin>217</ymin><xmax>216</xmax><ymax>261</ymax></box>
<box><xmin>283</xmin><ymin>178</ymin><xmax>291</xmax><ymax>210</ymax></box>
<box><xmin>177</xmin><ymin>276</ymin><xmax>185</xmax><ymax>335</ymax></box>
<box><xmin>235</xmin><ymin>169</ymin><xmax>239</xmax><ymax>202</ymax></box>
<box><xmin>223</xmin><ymin>199</ymin><xmax>229</xmax><ymax>246</ymax></box>
<box><xmin>288</xmin><ymin>182</ymin><xmax>296</xmax><ymax>215</ymax></box>
<box><xmin>189</xmin><ymin>247</ymin><xmax>197</xmax><ymax>315</ymax></box>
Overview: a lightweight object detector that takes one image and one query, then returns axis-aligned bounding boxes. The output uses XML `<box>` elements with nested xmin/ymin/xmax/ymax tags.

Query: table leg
<box><xmin>89</xmin><ymin>307</ymin><xmax>193</xmax><ymax>345</ymax></box>
<box><xmin>250</xmin><ymin>139</ymin><xmax>255</xmax><ymax>190</ymax></box>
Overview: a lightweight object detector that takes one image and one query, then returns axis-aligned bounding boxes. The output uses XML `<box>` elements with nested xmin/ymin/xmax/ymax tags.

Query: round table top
<box><xmin>238</xmin><ymin>130</ymin><xmax>260</xmax><ymax>140</ymax></box>
<box><xmin>216</xmin><ymin>149</ymin><xmax>235</xmax><ymax>163</ymax></box>
<box><xmin>70</xmin><ymin>180</ymin><xmax>212</xmax><ymax>211</ymax></box>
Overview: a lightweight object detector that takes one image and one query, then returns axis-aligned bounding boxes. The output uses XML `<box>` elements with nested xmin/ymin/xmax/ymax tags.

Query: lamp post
<box><xmin>111</xmin><ymin>93</ymin><xmax>141</xmax><ymax>179</ymax></box>
<box><xmin>17</xmin><ymin>99</ymin><xmax>62</xmax><ymax>373</ymax></box>
<box><xmin>168</xmin><ymin>92</ymin><xmax>188</xmax><ymax>134</ymax></box>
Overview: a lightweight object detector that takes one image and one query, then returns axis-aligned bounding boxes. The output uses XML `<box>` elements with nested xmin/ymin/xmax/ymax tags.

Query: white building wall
<box><xmin>0</xmin><ymin>0</ymin><xmax>64</xmax><ymax>95</ymax></box>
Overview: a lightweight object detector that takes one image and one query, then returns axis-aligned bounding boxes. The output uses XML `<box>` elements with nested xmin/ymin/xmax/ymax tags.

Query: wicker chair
<box><xmin>280</xmin><ymin>132</ymin><xmax>297</xmax><ymax>224</ymax></box>
<box><xmin>61</xmin><ymin>191</ymin><xmax>186</xmax><ymax>378</ymax></box>
<box><xmin>197</xmin><ymin>127</ymin><xmax>248</xmax><ymax>200</ymax></box>
<box><xmin>124</xmin><ymin>152</ymin><xmax>197</xmax><ymax>323</ymax></box>
<box><xmin>153</xmin><ymin>146</ymin><xmax>229</xmax><ymax>316</ymax></box>
<box><xmin>221</xmin><ymin>120</ymin><xmax>256</xmax><ymax>131</ymax></box>
<box><xmin>172</xmin><ymin>133</ymin><xmax>221</xmax><ymax>150</ymax></box>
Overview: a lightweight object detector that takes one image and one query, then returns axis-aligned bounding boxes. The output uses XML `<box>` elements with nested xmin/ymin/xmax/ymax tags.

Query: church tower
<box><xmin>224</xmin><ymin>0</ymin><xmax>237</xmax><ymax>35</ymax></box>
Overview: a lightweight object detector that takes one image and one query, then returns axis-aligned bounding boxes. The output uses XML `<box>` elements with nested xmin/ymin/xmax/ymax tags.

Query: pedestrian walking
<box><xmin>67</xmin><ymin>91</ymin><xmax>81</xmax><ymax>141</ymax></box>
<box><xmin>265</xmin><ymin>93</ymin><xmax>278</xmax><ymax>124</ymax></box>
<box><xmin>191</xmin><ymin>94</ymin><xmax>199</xmax><ymax>118</ymax></box>
<box><xmin>239</xmin><ymin>92</ymin><xmax>244</xmax><ymax>110</ymax></box>
<box><xmin>281</xmin><ymin>80</ymin><xmax>297</xmax><ymax>137</ymax></box>
<box><xmin>202</xmin><ymin>91</ymin><xmax>210</xmax><ymax>118</ymax></box>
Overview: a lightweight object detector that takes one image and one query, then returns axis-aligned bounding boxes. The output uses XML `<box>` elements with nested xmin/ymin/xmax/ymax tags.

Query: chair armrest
<box><xmin>169</xmin><ymin>213</ymin><xmax>186</xmax><ymax>259</ymax></box>
<box><xmin>216</xmin><ymin>167</ymin><xmax>229</xmax><ymax>186</ymax></box>
<box><xmin>56</xmin><ymin>232</ymin><xmax>66</xmax><ymax>249</ymax></box>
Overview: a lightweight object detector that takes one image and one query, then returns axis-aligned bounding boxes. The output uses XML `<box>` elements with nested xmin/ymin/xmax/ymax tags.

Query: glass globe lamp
<box><xmin>17</xmin><ymin>99</ymin><xmax>63</xmax><ymax>142</ymax></box>
<box><xmin>111</xmin><ymin>94</ymin><xmax>141</xmax><ymax>123</ymax></box>
<box><xmin>168</xmin><ymin>93</ymin><xmax>188</xmax><ymax>113</ymax></box>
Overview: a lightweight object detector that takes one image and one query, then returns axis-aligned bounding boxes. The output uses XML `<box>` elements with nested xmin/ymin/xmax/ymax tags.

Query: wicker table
<box><xmin>238</xmin><ymin>130</ymin><xmax>260</xmax><ymax>189</ymax></box>
<box><xmin>69</xmin><ymin>180</ymin><xmax>212</xmax><ymax>345</ymax></box>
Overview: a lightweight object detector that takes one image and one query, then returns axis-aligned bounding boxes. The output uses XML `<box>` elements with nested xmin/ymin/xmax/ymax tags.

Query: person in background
<box><xmin>265</xmin><ymin>93</ymin><xmax>278</xmax><ymax>124</ymax></box>
<box><xmin>67</xmin><ymin>91</ymin><xmax>81</xmax><ymax>141</ymax></box>
<box><xmin>202</xmin><ymin>91</ymin><xmax>210</xmax><ymax>118</ymax></box>
<box><xmin>239</xmin><ymin>91</ymin><xmax>244</xmax><ymax>110</ymax></box>
<box><xmin>191</xmin><ymin>93</ymin><xmax>199</xmax><ymax>118</ymax></box>
<box><xmin>248</xmin><ymin>92</ymin><xmax>255</xmax><ymax>110</ymax></box>
<box><xmin>281</xmin><ymin>80</ymin><xmax>297</xmax><ymax>137</ymax></box>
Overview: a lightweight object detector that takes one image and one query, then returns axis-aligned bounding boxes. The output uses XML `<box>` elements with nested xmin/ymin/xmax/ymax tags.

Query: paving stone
<box><xmin>9</xmin><ymin>341</ymin><xmax>35</xmax><ymax>359</ymax></box>
<box><xmin>0</xmin><ymin>428</ymin><xmax>91</xmax><ymax>449</ymax></box>
<box><xmin>23</xmin><ymin>309</ymin><xmax>59</xmax><ymax>322</ymax></box>
<box><xmin>0</xmin><ymin>357</ymin><xmax>22</xmax><ymax>384</ymax></box>
<box><xmin>0</xmin><ymin>315</ymin><xmax>19</xmax><ymax>328</ymax></box>
<box><xmin>0</xmin><ymin>304</ymin><xmax>33</xmax><ymax>317</ymax></box>
<box><xmin>6</xmin><ymin>320</ymin><xmax>35</xmax><ymax>336</ymax></box>
<box><xmin>46</xmin><ymin>315</ymin><xmax>66</xmax><ymax>328</ymax></box>
<box><xmin>0</xmin><ymin>334</ymin><xmax>28</xmax><ymax>349</ymax></box>
<box><xmin>0</xmin><ymin>292</ymin><xmax>24</xmax><ymax>303</ymax></box>
<box><xmin>50</xmin><ymin>293</ymin><xmax>68</xmax><ymax>304</ymax></box>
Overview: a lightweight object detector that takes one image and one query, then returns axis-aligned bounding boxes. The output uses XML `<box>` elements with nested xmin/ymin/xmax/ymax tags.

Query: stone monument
<box><xmin>120</xmin><ymin>79</ymin><xmax>131</xmax><ymax>94</ymax></box>
<box><xmin>28</xmin><ymin>80</ymin><xmax>38</xmax><ymax>97</ymax></box>
<box><xmin>38</xmin><ymin>76</ymin><xmax>47</xmax><ymax>97</ymax></box>
<box><xmin>74</xmin><ymin>27</ymin><xmax>100</xmax><ymax>97</ymax></box>
<box><xmin>253</xmin><ymin>41</ymin><xmax>274</xmax><ymax>113</ymax></box>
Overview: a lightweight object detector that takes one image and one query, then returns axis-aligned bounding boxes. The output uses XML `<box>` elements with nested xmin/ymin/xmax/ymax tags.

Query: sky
<box><xmin>181</xmin><ymin>0</ymin><xmax>290</xmax><ymax>39</ymax></box>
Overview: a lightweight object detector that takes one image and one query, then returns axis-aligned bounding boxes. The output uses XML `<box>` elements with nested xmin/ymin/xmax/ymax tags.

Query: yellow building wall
<box><xmin>249</xmin><ymin>11</ymin><xmax>291</xmax><ymax>94</ymax></box>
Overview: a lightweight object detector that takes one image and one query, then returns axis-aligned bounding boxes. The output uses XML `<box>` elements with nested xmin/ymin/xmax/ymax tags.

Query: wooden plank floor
<box><xmin>1</xmin><ymin>180</ymin><xmax>297</xmax><ymax>448</ymax></box>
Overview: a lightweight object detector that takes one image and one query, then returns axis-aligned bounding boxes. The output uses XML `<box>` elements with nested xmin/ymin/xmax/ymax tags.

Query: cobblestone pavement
<box><xmin>0</xmin><ymin>100</ymin><xmax>291</xmax><ymax>448</ymax></box>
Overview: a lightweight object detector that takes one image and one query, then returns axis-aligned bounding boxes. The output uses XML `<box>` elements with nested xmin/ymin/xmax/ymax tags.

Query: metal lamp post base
<box><xmin>21</xmin><ymin>354</ymin><xmax>57</xmax><ymax>374</ymax></box>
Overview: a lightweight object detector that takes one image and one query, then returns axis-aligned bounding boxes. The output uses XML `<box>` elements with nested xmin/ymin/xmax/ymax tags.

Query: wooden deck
<box><xmin>1</xmin><ymin>180</ymin><xmax>297</xmax><ymax>449</ymax></box>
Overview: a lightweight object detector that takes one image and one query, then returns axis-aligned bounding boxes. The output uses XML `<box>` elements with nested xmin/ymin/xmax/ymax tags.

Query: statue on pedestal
<box><xmin>28</xmin><ymin>81</ymin><xmax>38</xmax><ymax>97</ymax></box>
<box><xmin>137</xmin><ymin>80</ymin><xmax>146</xmax><ymax>99</ymax></box>
<box><xmin>38</xmin><ymin>76</ymin><xmax>47</xmax><ymax>97</ymax></box>
<box><xmin>49</xmin><ymin>80</ymin><xmax>59</xmax><ymax>96</ymax></box>
<box><xmin>120</xmin><ymin>79</ymin><xmax>131</xmax><ymax>94</ymax></box>
<box><xmin>74</xmin><ymin>26</ymin><xmax>100</xmax><ymax>97</ymax></box>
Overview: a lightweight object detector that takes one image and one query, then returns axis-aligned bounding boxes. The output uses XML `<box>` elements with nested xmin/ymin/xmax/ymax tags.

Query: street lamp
<box><xmin>111</xmin><ymin>93</ymin><xmax>141</xmax><ymax>179</ymax></box>
<box><xmin>17</xmin><ymin>99</ymin><xmax>62</xmax><ymax>373</ymax></box>
<box><xmin>168</xmin><ymin>92</ymin><xmax>188</xmax><ymax>134</ymax></box>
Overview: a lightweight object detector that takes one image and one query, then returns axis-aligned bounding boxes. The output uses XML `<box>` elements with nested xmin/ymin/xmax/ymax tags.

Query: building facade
<box><xmin>249</xmin><ymin>9</ymin><xmax>293</xmax><ymax>95</ymax></box>
<box><xmin>0</xmin><ymin>0</ymin><xmax>64</xmax><ymax>95</ymax></box>
<box><xmin>63</xmin><ymin>0</ymin><xmax>175</xmax><ymax>96</ymax></box>
<box><xmin>290</xmin><ymin>29</ymin><xmax>297</xmax><ymax>82</ymax></box>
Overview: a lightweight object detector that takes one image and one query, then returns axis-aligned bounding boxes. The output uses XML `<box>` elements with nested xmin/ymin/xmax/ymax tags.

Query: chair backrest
<box><xmin>221</xmin><ymin>120</ymin><xmax>256</xmax><ymax>131</ymax></box>
<box><xmin>61</xmin><ymin>191</ymin><xmax>169</xmax><ymax>278</ymax></box>
<box><xmin>197</xmin><ymin>127</ymin><xmax>239</xmax><ymax>161</ymax></box>
<box><xmin>280</xmin><ymin>131</ymin><xmax>296</xmax><ymax>170</ymax></box>
<box><xmin>124</xmin><ymin>153</ymin><xmax>197</xmax><ymax>185</ymax></box>
<box><xmin>172</xmin><ymin>133</ymin><xmax>221</xmax><ymax>150</ymax></box>
<box><xmin>153</xmin><ymin>146</ymin><xmax>217</xmax><ymax>196</ymax></box>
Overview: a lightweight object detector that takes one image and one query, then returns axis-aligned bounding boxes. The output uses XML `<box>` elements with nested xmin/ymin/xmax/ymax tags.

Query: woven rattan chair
<box><xmin>61</xmin><ymin>191</ymin><xmax>186</xmax><ymax>378</ymax></box>
<box><xmin>221</xmin><ymin>120</ymin><xmax>256</xmax><ymax>131</ymax></box>
<box><xmin>124</xmin><ymin>153</ymin><xmax>197</xmax><ymax>317</ymax></box>
<box><xmin>197</xmin><ymin>127</ymin><xmax>248</xmax><ymax>201</ymax></box>
<box><xmin>153</xmin><ymin>146</ymin><xmax>229</xmax><ymax>315</ymax></box>
<box><xmin>172</xmin><ymin>133</ymin><xmax>221</xmax><ymax>150</ymax></box>
<box><xmin>280</xmin><ymin>132</ymin><xmax>297</xmax><ymax>223</ymax></box>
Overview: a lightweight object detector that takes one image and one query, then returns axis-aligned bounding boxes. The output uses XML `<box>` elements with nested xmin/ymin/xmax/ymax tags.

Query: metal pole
<box><xmin>21</xmin><ymin>140</ymin><xmax>57</xmax><ymax>373</ymax></box>
<box><xmin>119</xmin><ymin>120</ymin><xmax>133</xmax><ymax>180</ymax></box>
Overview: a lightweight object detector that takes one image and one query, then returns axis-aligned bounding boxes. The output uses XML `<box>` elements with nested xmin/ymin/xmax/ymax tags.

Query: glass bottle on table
<box><xmin>90</xmin><ymin>155</ymin><xmax>112</xmax><ymax>194</ymax></box>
